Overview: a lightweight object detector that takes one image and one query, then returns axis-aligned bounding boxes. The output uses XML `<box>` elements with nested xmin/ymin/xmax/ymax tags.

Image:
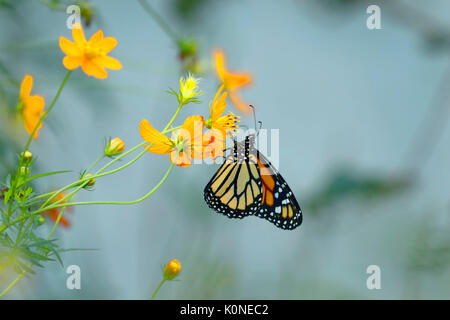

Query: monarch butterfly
<box><xmin>204</xmin><ymin>131</ymin><xmax>303</xmax><ymax>230</ymax></box>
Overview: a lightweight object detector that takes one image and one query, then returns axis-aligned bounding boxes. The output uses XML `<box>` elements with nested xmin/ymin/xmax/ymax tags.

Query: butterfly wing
<box><xmin>254</xmin><ymin>152</ymin><xmax>303</xmax><ymax>230</ymax></box>
<box><xmin>204</xmin><ymin>154</ymin><xmax>263</xmax><ymax>219</ymax></box>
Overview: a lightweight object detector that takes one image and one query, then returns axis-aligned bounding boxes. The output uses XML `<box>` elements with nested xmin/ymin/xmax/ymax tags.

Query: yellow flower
<box><xmin>163</xmin><ymin>259</ymin><xmax>181</xmax><ymax>280</ymax></box>
<box><xmin>18</xmin><ymin>75</ymin><xmax>45</xmax><ymax>139</ymax></box>
<box><xmin>205</xmin><ymin>85</ymin><xmax>240</xmax><ymax>138</ymax></box>
<box><xmin>177</xmin><ymin>74</ymin><xmax>202</xmax><ymax>105</ymax></box>
<box><xmin>59</xmin><ymin>23</ymin><xmax>122</xmax><ymax>79</ymax></box>
<box><xmin>139</xmin><ymin>115</ymin><xmax>206</xmax><ymax>167</ymax></box>
<box><xmin>214</xmin><ymin>48</ymin><xmax>252</xmax><ymax>114</ymax></box>
<box><xmin>105</xmin><ymin>137</ymin><xmax>125</xmax><ymax>157</ymax></box>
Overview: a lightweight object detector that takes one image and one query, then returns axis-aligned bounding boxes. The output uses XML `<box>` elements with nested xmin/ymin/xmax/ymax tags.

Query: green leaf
<box><xmin>25</xmin><ymin>170</ymin><xmax>72</xmax><ymax>182</ymax></box>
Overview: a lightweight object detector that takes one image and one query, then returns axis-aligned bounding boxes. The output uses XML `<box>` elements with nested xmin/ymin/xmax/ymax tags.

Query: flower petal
<box><xmin>170</xmin><ymin>150</ymin><xmax>192</xmax><ymax>167</ymax></box>
<box><xmin>94</xmin><ymin>56</ymin><xmax>122</xmax><ymax>70</ymax></box>
<box><xmin>99</xmin><ymin>37</ymin><xmax>118</xmax><ymax>54</ymax></box>
<box><xmin>81</xmin><ymin>60</ymin><xmax>108</xmax><ymax>79</ymax></box>
<box><xmin>88</xmin><ymin>29</ymin><xmax>104</xmax><ymax>46</ymax></box>
<box><xmin>20</xmin><ymin>74</ymin><xmax>33</xmax><ymax>100</ymax></box>
<box><xmin>139</xmin><ymin>119</ymin><xmax>174</xmax><ymax>154</ymax></box>
<box><xmin>202</xmin><ymin>129</ymin><xmax>225</xmax><ymax>159</ymax></box>
<box><xmin>59</xmin><ymin>37</ymin><xmax>81</xmax><ymax>56</ymax></box>
<box><xmin>72</xmin><ymin>23</ymin><xmax>87</xmax><ymax>45</ymax></box>
<box><xmin>47</xmin><ymin>209</ymin><xmax>71</xmax><ymax>228</ymax></box>
<box><xmin>214</xmin><ymin>48</ymin><xmax>227</xmax><ymax>83</ymax></box>
<box><xmin>213</xmin><ymin>48</ymin><xmax>252</xmax><ymax>90</ymax></box>
<box><xmin>180</xmin><ymin>115</ymin><xmax>204</xmax><ymax>144</ymax></box>
<box><xmin>223</xmin><ymin>73</ymin><xmax>251</xmax><ymax>91</ymax></box>
<box><xmin>229</xmin><ymin>92</ymin><xmax>252</xmax><ymax>114</ymax></box>
<box><xmin>210</xmin><ymin>85</ymin><xmax>227</xmax><ymax>121</ymax></box>
<box><xmin>23</xmin><ymin>95</ymin><xmax>45</xmax><ymax>139</ymax></box>
<box><xmin>63</xmin><ymin>56</ymin><xmax>82</xmax><ymax>70</ymax></box>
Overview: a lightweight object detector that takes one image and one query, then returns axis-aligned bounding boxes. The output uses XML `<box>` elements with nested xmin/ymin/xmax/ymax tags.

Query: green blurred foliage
<box><xmin>306</xmin><ymin>168</ymin><xmax>412</xmax><ymax>214</ymax></box>
<box><xmin>169</xmin><ymin>0</ymin><xmax>211</xmax><ymax>22</ymax></box>
<box><xmin>407</xmin><ymin>219</ymin><xmax>450</xmax><ymax>274</ymax></box>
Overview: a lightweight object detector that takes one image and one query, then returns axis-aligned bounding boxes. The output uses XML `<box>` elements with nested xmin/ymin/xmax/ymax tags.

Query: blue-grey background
<box><xmin>0</xmin><ymin>0</ymin><xmax>449</xmax><ymax>299</ymax></box>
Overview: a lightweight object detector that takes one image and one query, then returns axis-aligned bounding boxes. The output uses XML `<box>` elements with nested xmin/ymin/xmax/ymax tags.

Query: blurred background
<box><xmin>0</xmin><ymin>0</ymin><xmax>449</xmax><ymax>299</ymax></box>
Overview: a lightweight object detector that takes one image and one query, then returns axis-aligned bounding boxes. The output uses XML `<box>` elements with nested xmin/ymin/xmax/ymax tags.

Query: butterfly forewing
<box><xmin>204</xmin><ymin>152</ymin><xmax>262</xmax><ymax>219</ymax></box>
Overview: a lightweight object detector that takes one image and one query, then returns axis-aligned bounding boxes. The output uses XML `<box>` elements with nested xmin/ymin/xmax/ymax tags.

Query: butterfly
<box><xmin>204</xmin><ymin>133</ymin><xmax>302</xmax><ymax>230</ymax></box>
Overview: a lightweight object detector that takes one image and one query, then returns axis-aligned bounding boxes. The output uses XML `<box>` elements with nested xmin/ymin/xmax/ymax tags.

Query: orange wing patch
<box><xmin>258</xmin><ymin>158</ymin><xmax>275</xmax><ymax>206</ymax></box>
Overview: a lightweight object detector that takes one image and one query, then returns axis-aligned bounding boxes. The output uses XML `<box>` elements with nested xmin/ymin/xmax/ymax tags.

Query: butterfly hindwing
<box><xmin>254</xmin><ymin>152</ymin><xmax>303</xmax><ymax>230</ymax></box>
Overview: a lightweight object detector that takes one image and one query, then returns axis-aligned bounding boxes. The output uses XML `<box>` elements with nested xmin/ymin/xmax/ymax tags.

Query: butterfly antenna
<box><xmin>249</xmin><ymin>105</ymin><xmax>257</xmax><ymax>131</ymax></box>
<box><xmin>257</xmin><ymin>121</ymin><xmax>263</xmax><ymax>137</ymax></box>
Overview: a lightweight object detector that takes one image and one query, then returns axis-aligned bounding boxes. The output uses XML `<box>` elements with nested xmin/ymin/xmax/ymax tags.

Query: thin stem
<box><xmin>6</xmin><ymin>162</ymin><xmax>175</xmax><ymax>227</ymax></box>
<box><xmin>163</xmin><ymin>102</ymin><xmax>183</xmax><ymax>132</ymax></box>
<box><xmin>24</xmin><ymin>70</ymin><xmax>72</xmax><ymax>153</ymax></box>
<box><xmin>151</xmin><ymin>279</ymin><xmax>166</xmax><ymax>300</ymax></box>
<box><xmin>138</xmin><ymin>0</ymin><xmax>180</xmax><ymax>43</ymax></box>
<box><xmin>0</xmin><ymin>272</ymin><xmax>26</xmax><ymax>298</ymax></box>
<box><xmin>46</xmin><ymin>205</ymin><xmax>69</xmax><ymax>241</ymax></box>
<box><xmin>41</xmin><ymin>142</ymin><xmax>146</xmax><ymax>209</ymax></box>
<box><xmin>33</xmin><ymin>162</ymin><xmax>175</xmax><ymax>214</ymax></box>
<box><xmin>85</xmin><ymin>155</ymin><xmax>105</xmax><ymax>175</ymax></box>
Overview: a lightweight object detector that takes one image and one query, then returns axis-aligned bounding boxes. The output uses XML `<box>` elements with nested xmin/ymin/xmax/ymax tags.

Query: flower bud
<box><xmin>78</xmin><ymin>1</ymin><xmax>94</xmax><ymax>27</ymax></box>
<box><xmin>163</xmin><ymin>259</ymin><xmax>181</xmax><ymax>280</ymax></box>
<box><xmin>105</xmin><ymin>138</ymin><xmax>125</xmax><ymax>157</ymax></box>
<box><xmin>19</xmin><ymin>166</ymin><xmax>30</xmax><ymax>176</ymax></box>
<box><xmin>83</xmin><ymin>173</ymin><xmax>96</xmax><ymax>188</ymax></box>
<box><xmin>37</xmin><ymin>216</ymin><xmax>45</xmax><ymax>225</ymax></box>
<box><xmin>21</xmin><ymin>151</ymin><xmax>33</xmax><ymax>163</ymax></box>
<box><xmin>178</xmin><ymin>38</ymin><xmax>197</xmax><ymax>60</ymax></box>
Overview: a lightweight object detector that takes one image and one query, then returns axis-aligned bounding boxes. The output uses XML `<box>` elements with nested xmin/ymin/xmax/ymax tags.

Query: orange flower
<box><xmin>42</xmin><ymin>192</ymin><xmax>73</xmax><ymax>228</ymax></box>
<box><xmin>214</xmin><ymin>48</ymin><xmax>252</xmax><ymax>113</ymax></box>
<box><xmin>18</xmin><ymin>75</ymin><xmax>45</xmax><ymax>139</ymax></box>
<box><xmin>202</xmin><ymin>129</ymin><xmax>225</xmax><ymax>160</ymax></box>
<box><xmin>139</xmin><ymin>115</ymin><xmax>207</xmax><ymax>167</ymax></box>
<box><xmin>59</xmin><ymin>23</ymin><xmax>122</xmax><ymax>79</ymax></box>
<box><xmin>205</xmin><ymin>85</ymin><xmax>240</xmax><ymax>138</ymax></box>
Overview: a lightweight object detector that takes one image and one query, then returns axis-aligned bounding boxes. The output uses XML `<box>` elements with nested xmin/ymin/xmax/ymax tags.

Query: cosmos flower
<box><xmin>214</xmin><ymin>48</ymin><xmax>252</xmax><ymax>113</ymax></box>
<box><xmin>59</xmin><ymin>23</ymin><xmax>122</xmax><ymax>79</ymax></box>
<box><xmin>139</xmin><ymin>115</ymin><xmax>206</xmax><ymax>167</ymax></box>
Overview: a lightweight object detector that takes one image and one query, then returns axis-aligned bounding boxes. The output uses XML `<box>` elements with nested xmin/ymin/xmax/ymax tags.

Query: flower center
<box><xmin>205</xmin><ymin>117</ymin><xmax>213</xmax><ymax>129</ymax></box>
<box><xmin>84</xmin><ymin>45</ymin><xmax>101</xmax><ymax>59</ymax></box>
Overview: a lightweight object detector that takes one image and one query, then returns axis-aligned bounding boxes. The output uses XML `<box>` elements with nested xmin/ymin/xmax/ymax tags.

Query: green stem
<box><xmin>46</xmin><ymin>205</ymin><xmax>69</xmax><ymax>241</ymax></box>
<box><xmin>163</xmin><ymin>102</ymin><xmax>183</xmax><ymax>132</ymax></box>
<box><xmin>7</xmin><ymin>162</ymin><xmax>175</xmax><ymax>226</ymax></box>
<box><xmin>138</xmin><ymin>0</ymin><xmax>180</xmax><ymax>43</ymax></box>
<box><xmin>0</xmin><ymin>272</ymin><xmax>26</xmax><ymax>298</ymax></box>
<box><xmin>41</xmin><ymin>142</ymin><xmax>146</xmax><ymax>209</ymax></box>
<box><xmin>39</xmin><ymin>126</ymin><xmax>180</xmax><ymax>208</ymax></box>
<box><xmin>151</xmin><ymin>279</ymin><xmax>166</xmax><ymax>300</ymax></box>
<box><xmin>85</xmin><ymin>155</ymin><xmax>105</xmax><ymax>175</ymax></box>
<box><xmin>24</xmin><ymin>70</ymin><xmax>72</xmax><ymax>153</ymax></box>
